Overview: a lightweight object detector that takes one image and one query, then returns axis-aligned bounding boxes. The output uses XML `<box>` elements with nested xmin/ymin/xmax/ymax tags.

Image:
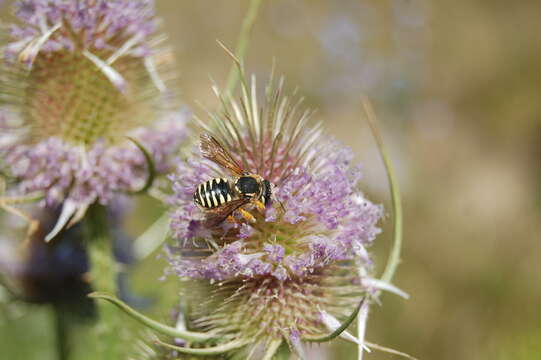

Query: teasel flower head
<box><xmin>163</xmin><ymin>72</ymin><xmax>387</xmax><ymax>358</ymax></box>
<box><xmin>0</xmin><ymin>0</ymin><xmax>187</xmax><ymax>232</ymax></box>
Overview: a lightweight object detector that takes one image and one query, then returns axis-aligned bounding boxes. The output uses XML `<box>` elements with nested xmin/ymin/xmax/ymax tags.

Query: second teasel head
<box><xmin>0</xmin><ymin>0</ymin><xmax>187</xmax><ymax>212</ymax></box>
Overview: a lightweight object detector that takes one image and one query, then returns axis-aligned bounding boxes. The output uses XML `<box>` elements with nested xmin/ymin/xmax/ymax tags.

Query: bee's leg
<box><xmin>226</xmin><ymin>215</ymin><xmax>237</xmax><ymax>224</ymax></box>
<box><xmin>254</xmin><ymin>200</ymin><xmax>266</xmax><ymax>213</ymax></box>
<box><xmin>238</xmin><ymin>208</ymin><xmax>256</xmax><ymax>223</ymax></box>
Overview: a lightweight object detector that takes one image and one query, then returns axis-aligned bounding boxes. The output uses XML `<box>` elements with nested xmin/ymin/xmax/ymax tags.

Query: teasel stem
<box><xmin>52</xmin><ymin>306</ymin><xmax>69</xmax><ymax>360</ymax></box>
<box><xmin>86</xmin><ymin>205</ymin><xmax>116</xmax><ymax>294</ymax></box>
<box><xmin>223</xmin><ymin>0</ymin><xmax>263</xmax><ymax>98</ymax></box>
<box><xmin>84</xmin><ymin>204</ymin><xmax>125</xmax><ymax>359</ymax></box>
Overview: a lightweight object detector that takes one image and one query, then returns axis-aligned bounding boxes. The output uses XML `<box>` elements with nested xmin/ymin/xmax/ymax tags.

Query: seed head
<box><xmin>0</xmin><ymin>0</ymin><xmax>186</xmax><ymax>207</ymax></box>
<box><xmin>167</xmin><ymin>74</ymin><xmax>383</xmax><ymax>356</ymax></box>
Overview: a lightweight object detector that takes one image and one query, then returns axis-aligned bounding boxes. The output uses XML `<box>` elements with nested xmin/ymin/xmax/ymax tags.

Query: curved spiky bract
<box><xmin>0</xmin><ymin>0</ymin><xmax>187</xmax><ymax>207</ymax></box>
<box><xmin>167</xmin><ymin>73</ymin><xmax>384</xmax><ymax>356</ymax></box>
<box><xmin>89</xmin><ymin>292</ymin><xmax>217</xmax><ymax>342</ymax></box>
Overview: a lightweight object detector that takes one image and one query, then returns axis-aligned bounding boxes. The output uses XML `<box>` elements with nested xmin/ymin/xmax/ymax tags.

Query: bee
<box><xmin>194</xmin><ymin>133</ymin><xmax>272</xmax><ymax>227</ymax></box>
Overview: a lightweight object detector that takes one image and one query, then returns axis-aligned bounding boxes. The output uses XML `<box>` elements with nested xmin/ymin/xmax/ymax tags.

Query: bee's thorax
<box><xmin>235</xmin><ymin>176</ymin><xmax>261</xmax><ymax>198</ymax></box>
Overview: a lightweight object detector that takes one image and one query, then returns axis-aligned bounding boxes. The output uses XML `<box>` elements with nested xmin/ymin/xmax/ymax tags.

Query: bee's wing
<box><xmin>203</xmin><ymin>198</ymin><xmax>250</xmax><ymax>227</ymax></box>
<box><xmin>200</xmin><ymin>133</ymin><xmax>244</xmax><ymax>176</ymax></box>
<box><xmin>180</xmin><ymin>242</ymin><xmax>213</xmax><ymax>258</ymax></box>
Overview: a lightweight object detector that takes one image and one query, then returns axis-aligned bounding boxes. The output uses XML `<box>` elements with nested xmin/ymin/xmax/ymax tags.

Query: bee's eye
<box><xmin>236</xmin><ymin>176</ymin><xmax>260</xmax><ymax>196</ymax></box>
<box><xmin>262</xmin><ymin>179</ymin><xmax>272</xmax><ymax>204</ymax></box>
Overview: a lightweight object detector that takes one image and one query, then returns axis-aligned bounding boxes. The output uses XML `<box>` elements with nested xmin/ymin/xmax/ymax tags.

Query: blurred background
<box><xmin>1</xmin><ymin>0</ymin><xmax>541</xmax><ymax>359</ymax></box>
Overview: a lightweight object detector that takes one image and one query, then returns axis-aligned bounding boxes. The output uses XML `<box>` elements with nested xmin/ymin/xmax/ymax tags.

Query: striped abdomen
<box><xmin>194</xmin><ymin>178</ymin><xmax>233</xmax><ymax>209</ymax></box>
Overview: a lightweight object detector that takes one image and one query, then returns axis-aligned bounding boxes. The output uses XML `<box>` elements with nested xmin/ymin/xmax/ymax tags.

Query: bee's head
<box><xmin>235</xmin><ymin>175</ymin><xmax>262</xmax><ymax>198</ymax></box>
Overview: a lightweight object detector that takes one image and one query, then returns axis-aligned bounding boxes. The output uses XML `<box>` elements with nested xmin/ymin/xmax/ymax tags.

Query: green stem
<box><xmin>362</xmin><ymin>98</ymin><xmax>403</xmax><ymax>284</ymax></box>
<box><xmin>85</xmin><ymin>204</ymin><xmax>124</xmax><ymax>359</ymax></box>
<box><xmin>53</xmin><ymin>307</ymin><xmax>69</xmax><ymax>360</ymax></box>
<box><xmin>223</xmin><ymin>0</ymin><xmax>263</xmax><ymax>97</ymax></box>
<box><xmin>86</xmin><ymin>205</ymin><xmax>116</xmax><ymax>294</ymax></box>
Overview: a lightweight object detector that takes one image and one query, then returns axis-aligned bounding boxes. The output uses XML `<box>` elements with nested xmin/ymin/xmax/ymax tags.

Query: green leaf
<box><xmin>89</xmin><ymin>292</ymin><xmax>216</xmax><ymax>343</ymax></box>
